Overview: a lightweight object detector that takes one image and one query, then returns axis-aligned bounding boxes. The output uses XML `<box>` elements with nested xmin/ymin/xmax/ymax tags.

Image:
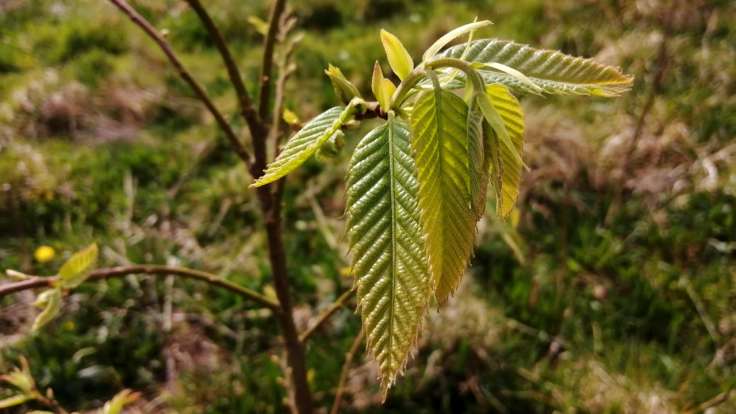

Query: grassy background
<box><xmin>1</xmin><ymin>0</ymin><xmax>735</xmax><ymax>412</ymax></box>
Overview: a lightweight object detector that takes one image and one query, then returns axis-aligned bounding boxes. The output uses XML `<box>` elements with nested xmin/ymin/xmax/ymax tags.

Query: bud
<box><xmin>380</xmin><ymin>29</ymin><xmax>413</xmax><ymax>80</ymax></box>
<box><xmin>324</xmin><ymin>64</ymin><xmax>361</xmax><ymax>105</ymax></box>
<box><xmin>371</xmin><ymin>62</ymin><xmax>395</xmax><ymax>113</ymax></box>
<box><xmin>317</xmin><ymin>130</ymin><xmax>345</xmax><ymax>159</ymax></box>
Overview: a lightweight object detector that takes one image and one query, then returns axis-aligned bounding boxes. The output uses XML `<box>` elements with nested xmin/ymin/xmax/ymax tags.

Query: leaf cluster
<box><xmin>252</xmin><ymin>20</ymin><xmax>633</xmax><ymax>393</ymax></box>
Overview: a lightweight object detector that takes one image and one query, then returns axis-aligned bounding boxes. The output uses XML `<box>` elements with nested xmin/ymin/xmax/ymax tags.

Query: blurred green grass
<box><xmin>1</xmin><ymin>0</ymin><xmax>734</xmax><ymax>412</ymax></box>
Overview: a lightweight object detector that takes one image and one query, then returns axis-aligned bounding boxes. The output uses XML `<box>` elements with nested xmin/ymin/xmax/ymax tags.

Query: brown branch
<box><xmin>107</xmin><ymin>0</ymin><xmax>253</xmax><ymax>170</ymax></box>
<box><xmin>268</xmin><ymin>36</ymin><xmax>299</xmax><ymax>151</ymax></box>
<box><xmin>0</xmin><ymin>265</ymin><xmax>280</xmax><ymax>311</ymax></box>
<box><xmin>330</xmin><ymin>330</ymin><xmax>364</xmax><ymax>414</ymax></box>
<box><xmin>299</xmin><ymin>288</ymin><xmax>356</xmax><ymax>343</ymax></box>
<box><xmin>258</xmin><ymin>0</ymin><xmax>287</xmax><ymax>122</ymax></box>
<box><xmin>184</xmin><ymin>0</ymin><xmax>267</xmax><ymax>147</ymax></box>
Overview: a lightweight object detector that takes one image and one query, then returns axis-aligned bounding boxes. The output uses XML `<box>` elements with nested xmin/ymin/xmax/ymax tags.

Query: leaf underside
<box><xmin>252</xmin><ymin>106</ymin><xmax>347</xmax><ymax>187</ymax></box>
<box><xmin>346</xmin><ymin>118</ymin><xmax>430</xmax><ymax>394</ymax></box>
<box><xmin>485</xmin><ymin>84</ymin><xmax>524</xmax><ymax>217</ymax></box>
<box><xmin>467</xmin><ymin>99</ymin><xmax>488</xmax><ymax>220</ymax></box>
<box><xmin>439</xmin><ymin>38</ymin><xmax>633</xmax><ymax>96</ymax></box>
<box><xmin>410</xmin><ymin>89</ymin><xmax>476</xmax><ymax>304</ymax></box>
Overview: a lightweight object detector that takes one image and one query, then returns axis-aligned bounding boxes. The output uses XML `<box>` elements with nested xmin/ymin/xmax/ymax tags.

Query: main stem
<box><xmin>258</xmin><ymin>186</ymin><xmax>313</xmax><ymax>414</ymax></box>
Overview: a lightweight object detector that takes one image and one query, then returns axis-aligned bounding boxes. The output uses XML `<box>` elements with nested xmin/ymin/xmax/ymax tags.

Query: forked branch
<box><xmin>107</xmin><ymin>0</ymin><xmax>253</xmax><ymax>170</ymax></box>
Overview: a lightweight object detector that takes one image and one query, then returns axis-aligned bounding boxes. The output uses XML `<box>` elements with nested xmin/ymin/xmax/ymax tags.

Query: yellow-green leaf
<box><xmin>440</xmin><ymin>39</ymin><xmax>633</xmax><ymax>96</ymax></box>
<box><xmin>282</xmin><ymin>108</ymin><xmax>300</xmax><ymax>125</ymax></box>
<box><xmin>0</xmin><ymin>359</ymin><xmax>34</xmax><ymax>394</ymax></box>
<box><xmin>410</xmin><ymin>89</ymin><xmax>476</xmax><ymax>304</ymax></box>
<box><xmin>380</xmin><ymin>29</ymin><xmax>414</xmax><ymax>80</ymax></box>
<box><xmin>0</xmin><ymin>394</ymin><xmax>33</xmax><ymax>409</ymax></box>
<box><xmin>371</xmin><ymin>62</ymin><xmax>395</xmax><ymax>112</ymax></box>
<box><xmin>346</xmin><ymin>118</ymin><xmax>430</xmax><ymax>395</ymax></box>
<box><xmin>102</xmin><ymin>389</ymin><xmax>139</xmax><ymax>414</ymax></box>
<box><xmin>422</xmin><ymin>20</ymin><xmax>493</xmax><ymax>62</ymax></box>
<box><xmin>251</xmin><ymin>105</ymin><xmax>355</xmax><ymax>187</ymax></box>
<box><xmin>467</xmin><ymin>99</ymin><xmax>488</xmax><ymax>220</ymax></box>
<box><xmin>57</xmin><ymin>243</ymin><xmax>98</xmax><ymax>289</ymax></box>
<box><xmin>32</xmin><ymin>288</ymin><xmax>62</xmax><ymax>332</ymax></box>
<box><xmin>484</xmin><ymin>84</ymin><xmax>525</xmax><ymax>217</ymax></box>
<box><xmin>324</xmin><ymin>64</ymin><xmax>361</xmax><ymax>104</ymax></box>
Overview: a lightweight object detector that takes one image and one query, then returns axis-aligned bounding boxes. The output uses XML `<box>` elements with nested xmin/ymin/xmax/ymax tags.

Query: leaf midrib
<box><xmin>386</xmin><ymin>120</ymin><xmax>398</xmax><ymax>372</ymax></box>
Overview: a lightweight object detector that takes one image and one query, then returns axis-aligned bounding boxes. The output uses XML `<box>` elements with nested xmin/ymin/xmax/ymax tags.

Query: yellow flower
<box><xmin>34</xmin><ymin>245</ymin><xmax>55</xmax><ymax>263</ymax></box>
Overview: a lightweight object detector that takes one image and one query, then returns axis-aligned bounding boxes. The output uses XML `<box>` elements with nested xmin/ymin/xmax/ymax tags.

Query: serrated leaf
<box><xmin>467</xmin><ymin>99</ymin><xmax>488</xmax><ymax>220</ymax></box>
<box><xmin>380</xmin><ymin>29</ymin><xmax>414</xmax><ymax>80</ymax></box>
<box><xmin>422</xmin><ymin>20</ymin><xmax>493</xmax><ymax>61</ymax></box>
<box><xmin>410</xmin><ymin>89</ymin><xmax>476</xmax><ymax>304</ymax></box>
<box><xmin>57</xmin><ymin>243</ymin><xmax>98</xmax><ymax>289</ymax></box>
<box><xmin>440</xmin><ymin>39</ymin><xmax>633</xmax><ymax>96</ymax></box>
<box><xmin>484</xmin><ymin>84</ymin><xmax>524</xmax><ymax>217</ymax></box>
<box><xmin>32</xmin><ymin>288</ymin><xmax>61</xmax><ymax>332</ymax></box>
<box><xmin>346</xmin><ymin>118</ymin><xmax>430</xmax><ymax>395</ymax></box>
<box><xmin>251</xmin><ymin>106</ymin><xmax>354</xmax><ymax>187</ymax></box>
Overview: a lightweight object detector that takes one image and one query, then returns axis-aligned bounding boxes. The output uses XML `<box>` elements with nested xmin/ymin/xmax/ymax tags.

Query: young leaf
<box><xmin>422</xmin><ymin>20</ymin><xmax>493</xmax><ymax>62</ymax></box>
<box><xmin>0</xmin><ymin>358</ymin><xmax>34</xmax><ymax>394</ymax></box>
<box><xmin>251</xmin><ymin>105</ymin><xmax>355</xmax><ymax>187</ymax></box>
<box><xmin>346</xmin><ymin>118</ymin><xmax>431</xmax><ymax>395</ymax></box>
<box><xmin>102</xmin><ymin>389</ymin><xmax>140</xmax><ymax>414</ymax></box>
<box><xmin>484</xmin><ymin>84</ymin><xmax>525</xmax><ymax>217</ymax></box>
<box><xmin>440</xmin><ymin>39</ymin><xmax>633</xmax><ymax>96</ymax></box>
<box><xmin>324</xmin><ymin>64</ymin><xmax>361</xmax><ymax>104</ymax></box>
<box><xmin>32</xmin><ymin>288</ymin><xmax>62</xmax><ymax>332</ymax></box>
<box><xmin>0</xmin><ymin>394</ymin><xmax>33</xmax><ymax>409</ymax></box>
<box><xmin>480</xmin><ymin>62</ymin><xmax>543</xmax><ymax>95</ymax></box>
<box><xmin>410</xmin><ymin>89</ymin><xmax>476</xmax><ymax>304</ymax></box>
<box><xmin>467</xmin><ymin>99</ymin><xmax>488</xmax><ymax>220</ymax></box>
<box><xmin>57</xmin><ymin>243</ymin><xmax>98</xmax><ymax>289</ymax></box>
<box><xmin>380</xmin><ymin>29</ymin><xmax>414</xmax><ymax>80</ymax></box>
<box><xmin>371</xmin><ymin>62</ymin><xmax>395</xmax><ymax>112</ymax></box>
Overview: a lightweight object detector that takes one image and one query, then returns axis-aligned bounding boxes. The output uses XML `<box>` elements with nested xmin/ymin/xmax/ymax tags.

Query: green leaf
<box><xmin>410</xmin><ymin>89</ymin><xmax>476</xmax><ymax>304</ymax></box>
<box><xmin>484</xmin><ymin>84</ymin><xmax>525</xmax><ymax>217</ymax></box>
<box><xmin>32</xmin><ymin>288</ymin><xmax>62</xmax><ymax>332</ymax></box>
<box><xmin>0</xmin><ymin>394</ymin><xmax>33</xmax><ymax>409</ymax></box>
<box><xmin>440</xmin><ymin>39</ymin><xmax>633</xmax><ymax>96</ymax></box>
<box><xmin>0</xmin><ymin>359</ymin><xmax>34</xmax><ymax>394</ymax></box>
<box><xmin>102</xmin><ymin>389</ymin><xmax>139</xmax><ymax>414</ymax></box>
<box><xmin>422</xmin><ymin>20</ymin><xmax>493</xmax><ymax>62</ymax></box>
<box><xmin>251</xmin><ymin>105</ymin><xmax>354</xmax><ymax>187</ymax></box>
<box><xmin>371</xmin><ymin>62</ymin><xmax>395</xmax><ymax>112</ymax></box>
<box><xmin>324</xmin><ymin>64</ymin><xmax>361</xmax><ymax>104</ymax></box>
<box><xmin>346</xmin><ymin>118</ymin><xmax>431</xmax><ymax>395</ymax></box>
<box><xmin>380</xmin><ymin>29</ymin><xmax>414</xmax><ymax>80</ymax></box>
<box><xmin>57</xmin><ymin>243</ymin><xmax>98</xmax><ymax>289</ymax></box>
<box><xmin>467</xmin><ymin>99</ymin><xmax>488</xmax><ymax>220</ymax></box>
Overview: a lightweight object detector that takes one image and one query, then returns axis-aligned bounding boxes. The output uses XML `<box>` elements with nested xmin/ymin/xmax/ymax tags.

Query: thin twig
<box><xmin>258</xmin><ymin>0</ymin><xmax>287</xmax><ymax>121</ymax></box>
<box><xmin>0</xmin><ymin>265</ymin><xmax>280</xmax><ymax>311</ymax></box>
<box><xmin>300</xmin><ymin>288</ymin><xmax>356</xmax><ymax>343</ymax></box>
<box><xmin>330</xmin><ymin>330</ymin><xmax>364</xmax><ymax>414</ymax></box>
<box><xmin>184</xmin><ymin>0</ymin><xmax>267</xmax><ymax>144</ymax></box>
<box><xmin>107</xmin><ymin>0</ymin><xmax>253</xmax><ymax>170</ymax></box>
<box><xmin>268</xmin><ymin>30</ymin><xmax>300</xmax><ymax>150</ymax></box>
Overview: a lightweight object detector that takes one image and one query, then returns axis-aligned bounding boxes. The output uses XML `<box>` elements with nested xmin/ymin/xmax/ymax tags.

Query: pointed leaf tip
<box><xmin>380</xmin><ymin>29</ymin><xmax>414</xmax><ymax>80</ymax></box>
<box><xmin>371</xmin><ymin>62</ymin><xmax>394</xmax><ymax>112</ymax></box>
